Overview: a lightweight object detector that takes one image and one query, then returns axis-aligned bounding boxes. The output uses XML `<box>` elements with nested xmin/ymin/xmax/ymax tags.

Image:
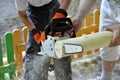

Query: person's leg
<box><xmin>23</xmin><ymin>31</ymin><xmax>51</xmax><ymax>80</ymax></box>
<box><xmin>99</xmin><ymin>47</ymin><xmax>119</xmax><ymax>80</ymax></box>
<box><xmin>23</xmin><ymin>54</ymin><xmax>50</xmax><ymax>80</ymax></box>
<box><xmin>100</xmin><ymin>60</ymin><xmax>116</xmax><ymax>80</ymax></box>
<box><xmin>54</xmin><ymin>56</ymin><xmax>72</xmax><ymax>80</ymax></box>
<box><xmin>98</xmin><ymin>1</ymin><xmax>120</xmax><ymax>80</ymax></box>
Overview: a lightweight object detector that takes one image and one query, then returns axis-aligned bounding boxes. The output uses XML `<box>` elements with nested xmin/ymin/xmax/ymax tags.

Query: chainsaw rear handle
<box><xmin>44</xmin><ymin>18</ymin><xmax>73</xmax><ymax>38</ymax></box>
<box><xmin>51</xmin><ymin>18</ymin><xmax>73</xmax><ymax>32</ymax></box>
<box><xmin>44</xmin><ymin>9</ymin><xmax>73</xmax><ymax>38</ymax></box>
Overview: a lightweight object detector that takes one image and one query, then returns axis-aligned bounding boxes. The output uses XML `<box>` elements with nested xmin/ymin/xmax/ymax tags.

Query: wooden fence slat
<box><xmin>12</xmin><ymin>29</ymin><xmax>23</xmax><ymax>76</ymax></box>
<box><xmin>0</xmin><ymin>32</ymin><xmax>16</xmax><ymax>80</ymax></box>
<box><xmin>5</xmin><ymin>32</ymin><xmax>15</xmax><ymax>63</ymax></box>
<box><xmin>0</xmin><ymin>63</ymin><xmax>16</xmax><ymax>74</ymax></box>
<box><xmin>13</xmin><ymin>29</ymin><xmax>23</xmax><ymax>67</ymax></box>
<box><xmin>0</xmin><ymin>38</ymin><xmax>3</xmax><ymax>65</ymax></box>
<box><xmin>0</xmin><ymin>38</ymin><xmax>4</xmax><ymax>80</ymax></box>
<box><xmin>93</xmin><ymin>9</ymin><xmax>100</xmax><ymax>25</ymax></box>
<box><xmin>22</xmin><ymin>26</ymin><xmax>28</xmax><ymax>43</ymax></box>
<box><xmin>4</xmin><ymin>32</ymin><xmax>16</xmax><ymax>79</ymax></box>
<box><xmin>84</xmin><ymin>13</ymin><xmax>91</xmax><ymax>27</ymax></box>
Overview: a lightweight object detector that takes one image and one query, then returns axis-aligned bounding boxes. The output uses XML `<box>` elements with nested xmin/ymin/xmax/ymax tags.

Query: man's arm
<box><xmin>75</xmin><ymin>0</ymin><xmax>97</xmax><ymax>20</ymax></box>
<box><xmin>59</xmin><ymin>0</ymin><xmax>71</xmax><ymax>10</ymax></box>
<box><xmin>72</xmin><ymin>0</ymin><xmax>97</xmax><ymax>32</ymax></box>
<box><xmin>15</xmin><ymin>0</ymin><xmax>35</xmax><ymax>31</ymax></box>
<box><xmin>18</xmin><ymin>11</ymin><xmax>35</xmax><ymax>31</ymax></box>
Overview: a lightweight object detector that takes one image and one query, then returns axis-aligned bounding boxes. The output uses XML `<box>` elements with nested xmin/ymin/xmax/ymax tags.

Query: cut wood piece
<box><xmin>55</xmin><ymin>31</ymin><xmax>113</xmax><ymax>58</ymax></box>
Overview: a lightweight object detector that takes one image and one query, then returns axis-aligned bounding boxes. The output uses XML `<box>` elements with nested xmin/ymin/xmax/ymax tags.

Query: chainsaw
<box><xmin>37</xmin><ymin>9</ymin><xmax>83</xmax><ymax>58</ymax></box>
<box><xmin>37</xmin><ymin>9</ymin><xmax>113</xmax><ymax>59</ymax></box>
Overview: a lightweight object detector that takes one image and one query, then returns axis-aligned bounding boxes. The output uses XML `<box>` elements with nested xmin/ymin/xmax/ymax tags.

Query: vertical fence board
<box><xmin>93</xmin><ymin>9</ymin><xmax>100</xmax><ymax>25</ymax></box>
<box><xmin>22</xmin><ymin>26</ymin><xmax>28</xmax><ymax>43</ymax></box>
<box><xmin>12</xmin><ymin>29</ymin><xmax>23</xmax><ymax>76</ymax></box>
<box><xmin>4</xmin><ymin>32</ymin><xmax>16</xmax><ymax>79</ymax></box>
<box><xmin>84</xmin><ymin>13</ymin><xmax>91</xmax><ymax>27</ymax></box>
<box><xmin>5</xmin><ymin>32</ymin><xmax>15</xmax><ymax>63</ymax></box>
<box><xmin>0</xmin><ymin>38</ymin><xmax>4</xmax><ymax>80</ymax></box>
<box><xmin>0</xmin><ymin>38</ymin><xmax>3</xmax><ymax>65</ymax></box>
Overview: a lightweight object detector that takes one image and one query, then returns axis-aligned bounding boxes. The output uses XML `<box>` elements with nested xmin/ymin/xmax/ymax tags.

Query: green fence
<box><xmin>0</xmin><ymin>32</ymin><xmax>16</xmax><ymax>80</ymax></box>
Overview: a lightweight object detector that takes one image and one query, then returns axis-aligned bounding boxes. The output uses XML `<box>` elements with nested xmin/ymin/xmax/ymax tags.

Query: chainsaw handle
<box><xmin>52</xmin><ymin>18</ymin><xmax>73</xmax><ymax>32</ymax></box>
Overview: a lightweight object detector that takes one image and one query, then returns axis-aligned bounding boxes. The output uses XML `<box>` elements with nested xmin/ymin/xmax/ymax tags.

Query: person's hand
<box><xmin>105</xmin><ymin>24</ymin><xmax>120</xmax><ymax>47</ymax></box>
<box><xmin>72</xmin><ymin>15</ymin><xmax>82</xmax><ymax>33</ymax></box>
<box><xmin>66</xmin><ymin>28</ymin><xmax>76</xmax><ymax>37</ymax></box>
<box><xmin>31</xmin><ymin>28</ymin><xmax>41</xmax><ymax>44</ymax></box>
<box><xmin>31</xmin><ymin>28</ymin><xmax>45</xmax><ymax>44</ymax></box>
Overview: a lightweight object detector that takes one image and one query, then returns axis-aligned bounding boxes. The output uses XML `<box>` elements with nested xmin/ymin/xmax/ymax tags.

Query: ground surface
<box><xmin>0</xmin><ymin>0</ymin><xmax>120</xmax><ymax>80</ymax></box>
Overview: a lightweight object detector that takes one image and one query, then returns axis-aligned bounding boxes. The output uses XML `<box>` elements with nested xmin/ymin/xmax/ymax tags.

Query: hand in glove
<box><xmin>31</xmin><ymin>28</ymin><xmax>45</xmax><ymax>44</ymax></box>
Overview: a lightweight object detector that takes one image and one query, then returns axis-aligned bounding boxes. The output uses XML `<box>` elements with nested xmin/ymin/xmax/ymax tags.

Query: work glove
<box><xmin>31</xmin><ymin>28</ymin><xmax>45</xmax><ymax>44</ymax></box>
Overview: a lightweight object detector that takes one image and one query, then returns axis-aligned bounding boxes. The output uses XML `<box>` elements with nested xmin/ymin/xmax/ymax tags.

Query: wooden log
<box><xmin>55</xmin><ymin>31</ymin><xmax>113</xmax><ymax>58</ymax></box>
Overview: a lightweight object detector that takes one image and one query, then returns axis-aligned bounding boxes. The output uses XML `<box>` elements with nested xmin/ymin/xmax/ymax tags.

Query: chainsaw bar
<box><xmin>64</xmin><ymin>43</ymin><xmax>83</xmax><ymax>54</ymax></box>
